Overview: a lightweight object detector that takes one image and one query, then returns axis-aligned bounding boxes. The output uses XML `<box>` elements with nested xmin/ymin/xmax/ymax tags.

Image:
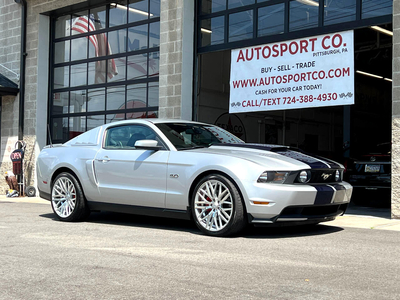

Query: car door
<box><xmin>93</xmin><ymin>124</ymin><xmax>169</xmax><ymax>208</ymax></box>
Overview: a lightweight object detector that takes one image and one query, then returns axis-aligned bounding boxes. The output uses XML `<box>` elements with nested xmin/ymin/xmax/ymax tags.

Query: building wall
<box><xmin>159</xmin><ymin>0</ymin><xmax>193</xmax><ymax>120</ymax></box>
<box><xmin>0</xmin><ymin>0</ymin><xmax>21</xmax><ymax>77</ymax></box>
<box><xmin>392</xmin><ymin>0</ymin><xmax>400</xmax><ymax>218</ymax></box>
<box><xmin>1</xmin><ymin>0</ymin><xmax>189</xmax><ymax>194</ymax></box>
<box><xmin>0</xmin><ymin>0</ymin><xmax>85</xmax><ymax>194</ymax></box>
<box><xmin>0</xmin><ymin>0</ymin><xmax>22</xmax><ymax>191</ymax></box>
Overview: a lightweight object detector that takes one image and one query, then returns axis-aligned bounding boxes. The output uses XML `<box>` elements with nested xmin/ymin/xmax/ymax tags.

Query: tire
<box><xmin>25</xmin><ymin>186</ymin><xmax>36</xmax><ymax>197</ymax></box>
<box><xmin>51</xmin><ymin>172</ymin><xmax>90</xmax><ymax>222</ymax></box>
<box><xmin>191</xmin><ymin>174</ymin><xmax>246</xmax><ymax>237</ymax></box>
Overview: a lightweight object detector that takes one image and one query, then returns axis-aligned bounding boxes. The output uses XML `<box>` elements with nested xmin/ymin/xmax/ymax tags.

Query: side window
<box><xmin>104</xmin><ymin>124</ymin><xmax>164</xmax><ymax>149</ymax></box>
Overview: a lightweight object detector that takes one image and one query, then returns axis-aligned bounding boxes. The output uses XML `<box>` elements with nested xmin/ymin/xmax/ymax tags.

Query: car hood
<box><xmin>186</xmin><ymin>143</ymin><xmax>343</xmax><ymax>170</ymax></box>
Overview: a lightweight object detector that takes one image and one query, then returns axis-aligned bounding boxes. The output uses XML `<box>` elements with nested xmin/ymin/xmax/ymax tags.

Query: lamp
<box><xmin>370</xmin><ymin>26</ymin><xmax>393</xmax><ymax>36</ymax></box>
<box><xmin>110</xmin><ymin>3</ymin><xmax>153</xmax><ymax>17</ymax></box>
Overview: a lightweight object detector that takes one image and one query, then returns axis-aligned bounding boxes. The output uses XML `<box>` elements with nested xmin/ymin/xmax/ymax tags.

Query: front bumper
<box><xmin>248</xmin><ymin>203</ymin><xmax>348</xmax><ymax>226</ymax></box>
<box><xmin>244</xmin><ymin>181</ymin><xmax>352</xmax><ymax>225</ymax></box>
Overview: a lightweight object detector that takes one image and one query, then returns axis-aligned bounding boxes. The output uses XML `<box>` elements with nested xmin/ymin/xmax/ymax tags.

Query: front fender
<box><xmin>165</xmin><ymin>151</ymin><xmax>264</xmax><ymax>211</ymax></box>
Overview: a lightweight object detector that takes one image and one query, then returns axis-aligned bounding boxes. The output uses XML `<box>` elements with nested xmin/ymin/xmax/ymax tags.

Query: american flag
<box><xmin>71</xmin><ymin>15</ymin><xmax>118</xmax><ymax>83</ymax></box>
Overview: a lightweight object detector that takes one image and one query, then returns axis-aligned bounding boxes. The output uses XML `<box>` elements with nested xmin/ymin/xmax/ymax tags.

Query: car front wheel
<box><xmin>191</xmin><ymin>174</ymin><xmax>246</xmax><ymax>237</ymax></box>
<box><xmin>51</xmin><ymin>172</ymin><xmax>90</xmax><ymax>222</ymax></box>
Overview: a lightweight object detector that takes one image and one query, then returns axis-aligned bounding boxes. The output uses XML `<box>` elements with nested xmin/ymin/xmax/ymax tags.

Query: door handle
<box><xmin>97</xmin><ymin>156</ymin><xmax>110</xmax><ymax>163</ymax></box>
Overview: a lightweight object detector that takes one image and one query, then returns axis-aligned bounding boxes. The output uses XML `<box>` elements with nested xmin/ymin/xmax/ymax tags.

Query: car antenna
<box><xmin>47</xmin><ymin>124</ymin><xmax>53</xmax><ymax>148</ymax></box>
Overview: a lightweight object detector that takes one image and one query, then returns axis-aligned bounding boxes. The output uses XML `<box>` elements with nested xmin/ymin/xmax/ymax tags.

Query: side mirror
<box><xmin>134</xmin><ymin>140</ymin><xmax>162</xmax><ymax>151</ymax></box>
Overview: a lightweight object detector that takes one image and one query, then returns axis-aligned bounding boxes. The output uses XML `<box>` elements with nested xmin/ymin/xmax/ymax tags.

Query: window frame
<box><xmin>197</xmin><ymin>0</ymin><xmax>392</xmax><ymax>54</ymax></box>
<box><xmin>49</xmin><ymin>1</ymin><xmax>160</xmax><ymax>144</ymax></box>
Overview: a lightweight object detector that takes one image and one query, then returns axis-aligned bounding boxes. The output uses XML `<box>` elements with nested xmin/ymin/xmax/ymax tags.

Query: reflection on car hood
<box><xmin>189</xmin><ymin>143</ymin><xmax>343</xmax><ymax>170</ymax></box>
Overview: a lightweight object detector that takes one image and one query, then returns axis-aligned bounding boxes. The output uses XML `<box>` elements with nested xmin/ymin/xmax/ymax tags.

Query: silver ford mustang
<box><xmin>37</xmin><ymin>119</ymin><xmax>352</xmax><ymax>236</ymax></box>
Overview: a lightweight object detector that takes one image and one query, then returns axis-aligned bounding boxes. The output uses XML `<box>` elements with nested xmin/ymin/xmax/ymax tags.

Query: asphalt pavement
<box><xmin>1</xmin><ymin>195</ymin><xmax>400</xmax><ymax>231</ymax></box>
<box><xmin>1</xmin><ymin>196</ymin><xmax>400</xmax><ymax>299</ymax></box>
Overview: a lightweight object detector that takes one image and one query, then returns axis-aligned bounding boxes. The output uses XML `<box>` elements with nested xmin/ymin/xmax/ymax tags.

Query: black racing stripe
<box><xmin>311</xmin><ymin>154</ymin><xmax>342</xmax><ymax>169</ymax></box>
<box><xmin>216</xmin><ymin>143</ymin><xmax>280</xmax><ymax>151</ymax></box>
<box><xmin>216</xmin><ymin>143</ymin><xmax>342</xmax><ymax>169</ymax></box>
<box><xmin>272</xmin><ymin>146</ymin><xmax>342</xmax><ymax>169</ymax></box>
<box><xmin>216</xmin><ymin>143</ymin><xmax>330</xmax><ymax>169</ymax></box>
<box><xmin>314</xmin><ymin>185</ymin><xmax>335</xmax><ymax>205</ymax></box>
<box><xmin>274</xmin><ymin>150</ymin><xmax>329</xmax><ymax>169</ymax></box>
<box><xmin>282</xmin><ymin>147</ymin><xmax>342</xmax><ymax>169</ymax></box>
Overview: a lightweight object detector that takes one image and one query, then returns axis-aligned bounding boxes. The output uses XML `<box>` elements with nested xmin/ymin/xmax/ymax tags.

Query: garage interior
<box><xmin>197</xmin><ymin>25</ymin><xmax>392</xmax><ymax>208</ymax></box>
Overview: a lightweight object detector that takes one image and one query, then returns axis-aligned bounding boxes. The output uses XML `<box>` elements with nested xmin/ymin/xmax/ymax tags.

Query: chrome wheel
<box><xmin>194</xmin><ymin>179</ymin><xmax>233</xmax><ymax>232</ymax></box>
<box><xmin>52</xmin><ymin>176</ymin><xmax>76</xmax><ymax>218</ymax></box>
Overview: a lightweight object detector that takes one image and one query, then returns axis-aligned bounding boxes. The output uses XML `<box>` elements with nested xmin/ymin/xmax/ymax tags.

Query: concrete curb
<box><xmin>1</xmin><ymin>196</ymin><xmax>400</xmax><ymax>231</ymax></box>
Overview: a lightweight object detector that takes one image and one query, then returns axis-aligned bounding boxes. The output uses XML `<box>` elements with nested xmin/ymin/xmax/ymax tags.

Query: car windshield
<box><xmin>155</xmin><ymin>123</ymin><xmax>244</xmax><ymax>150</ymax></box>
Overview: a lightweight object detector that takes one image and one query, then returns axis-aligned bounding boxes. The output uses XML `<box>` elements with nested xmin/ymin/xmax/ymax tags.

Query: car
<box><xmin>37</xmin><ymin>119</ymin><xmax>352</xmax><ymax>237</ymax></box>
<box><xmin>344</xmin><ymin>143</ymin><xmax>391</xmax><ymax>207</ymax></box>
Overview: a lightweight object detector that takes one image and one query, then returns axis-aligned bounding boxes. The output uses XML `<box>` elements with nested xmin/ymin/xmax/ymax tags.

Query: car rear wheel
<box><xmin>191</xmin><ymin>174</ymin><xmax>246</xmax><ymax>237</ymax></box>
<box><xmin>51</xmin><ymin>172</ymin><xmax>90</xmax><ymax>222</ymax></box>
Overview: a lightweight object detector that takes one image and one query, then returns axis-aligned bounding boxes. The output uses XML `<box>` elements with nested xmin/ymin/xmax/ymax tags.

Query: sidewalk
<box><xmin>0</xmin><ymin>195</ymin><xmax>49</xmax><ymax>204</ymax></box>
<box><xmin>1</xmin><ymin>195</ymin><xmax>400</xmax><ymax>231</ymax></box>
<box><xmin>329</xmin><ymin>203</ymin><xmax>400</xmax><ymax>231</ymax></box>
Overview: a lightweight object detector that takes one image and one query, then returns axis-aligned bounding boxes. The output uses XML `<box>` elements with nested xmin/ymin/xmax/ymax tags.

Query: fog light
<box><xmin>298</xmin><ymin>170</ymin><xmax>310</xmax><ymax>183</ymax></box>
<box><xmin>335</xmin><ymin>170</ymin><xmax>340</xmax><ymax>181</ymax></box>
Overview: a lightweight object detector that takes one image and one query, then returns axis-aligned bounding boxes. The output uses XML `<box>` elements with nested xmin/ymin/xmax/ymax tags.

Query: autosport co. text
<box><xmin>235</xmin><ymin>33</ymin><xmax>346</xmax><ymax>62</ymax></box>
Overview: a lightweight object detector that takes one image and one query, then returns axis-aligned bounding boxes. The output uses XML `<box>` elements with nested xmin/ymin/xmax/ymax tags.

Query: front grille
<box><xmin>286</xmin><ymin>169</ymin><xmax>342</xmax><ymax>184</ymax></box>
<box><xmin>279</xmin><ymin>203</ymin><xmax>348</xmax><ymax>219</ymax></box>
<box><xmin>309</xmin><ymin>169</ymin><xmax>340</xmax><ymax>183</ymax></box>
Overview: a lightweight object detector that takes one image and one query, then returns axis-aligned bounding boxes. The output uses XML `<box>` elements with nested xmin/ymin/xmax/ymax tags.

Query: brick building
<box><xmin>0</xmin><ymin>0</ymin><xmax>398</xmax><ymax>217</ymax></box>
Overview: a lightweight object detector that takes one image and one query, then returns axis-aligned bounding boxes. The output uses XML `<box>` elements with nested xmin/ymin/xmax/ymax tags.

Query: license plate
<box><xmin>365</xmin><ymin>164</ymin><xmax>380</xmax><ymax>173</ymax></box>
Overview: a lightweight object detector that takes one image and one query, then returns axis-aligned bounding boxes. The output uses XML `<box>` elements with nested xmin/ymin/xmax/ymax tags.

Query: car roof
<box><xmin>64</xmin><ymin>119</ymin><xmax>215</xmax><ymax>146</ymax></box>
<box><xmin>103</xmin><ymin>118</ymin><xmax>209</xmax><ymax>128</ymax></box>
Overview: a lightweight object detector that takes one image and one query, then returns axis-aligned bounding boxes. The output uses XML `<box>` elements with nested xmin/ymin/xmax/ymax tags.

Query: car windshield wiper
<box><xmin>178</xmin><ymin>145</ymin><xmax>208</xmax><ymax>150</ymax></box>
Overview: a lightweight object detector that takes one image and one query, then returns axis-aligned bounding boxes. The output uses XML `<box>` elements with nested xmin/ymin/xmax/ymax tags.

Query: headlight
<box><xmin>257</xmin><ymin>171</ymin><xmax>289</xmax><ymax>184</ymax></box>
<box><xmin>297</xmin><ymin>170</ymin><xmax>311</xmax><ymax>183</ymax></box>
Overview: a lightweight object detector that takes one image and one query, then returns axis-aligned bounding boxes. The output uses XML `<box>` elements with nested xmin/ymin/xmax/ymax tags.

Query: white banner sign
<box><xmin>229</xmin><ymin>30</ymin><xmax>354</xmax><ymax>113</ymax></box>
